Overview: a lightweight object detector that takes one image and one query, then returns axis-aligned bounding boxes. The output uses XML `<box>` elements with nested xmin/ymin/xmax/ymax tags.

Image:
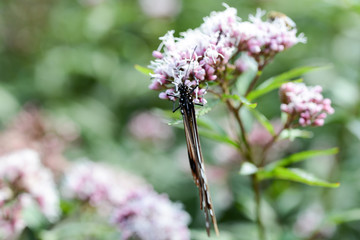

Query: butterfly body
<box><xmin>175</xmin><ymin>82</ymin><xmax>219</xmax><ymax>236</ymax></box>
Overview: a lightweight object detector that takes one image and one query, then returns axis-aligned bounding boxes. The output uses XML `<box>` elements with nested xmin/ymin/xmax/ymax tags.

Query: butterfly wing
<box><xmin>182</xmin><ymin>102</ymin><xmax>219</xmax><ymax>236</ymax></box>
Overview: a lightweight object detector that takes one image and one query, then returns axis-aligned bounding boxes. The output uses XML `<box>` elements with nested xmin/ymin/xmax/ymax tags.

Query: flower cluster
<box><xmin>0</xmin><ymin>150</ymin><xmax>60</xmax><ymax>239</ymax></box>
<box><xmin>128</xmin><ymin>111</ymin><xmax>174</xmax><ymax>144</ymax></box>
<box><xmin>111</xmin><ymin>188</ymin><xmax>191</xmax><ymax>240</ymax></box>
<box><xmin>0</xmin><ymin>107</ymin><xmax>78</xmax><ymax>176</ymax></box>
<box><xmin>149</xmin><ymin>4</ymin><xmax>305</xmax><ymax>103</ymax></box>
<box><xmin>61</xmin><ymin>160</ymin><xmax>145</xmax><ymax>208</ymax></box>
<box><xmin>62</xmin><ymin>160</ymin><xmax>191</xmax><ymax>240</ymax></box>
<box><xmin>279</xmin><ymin>82</ymin><xmax>334</xmax><ymax>126</ymax></box>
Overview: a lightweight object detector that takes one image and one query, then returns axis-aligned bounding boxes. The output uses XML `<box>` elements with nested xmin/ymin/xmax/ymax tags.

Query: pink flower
<box><xmin>293</xmin><ymin>203</ymin><xmax>335</xmax><ymax>238</ymax></box>
<box><xmin>0</xmin><ymin>150</ymin><xmax>60</xmax><ymax>238</ymax></box>
<box><xmin>279</xmin><ymin>82</ymin><xmax>334</xmax><ymax>127</ymax></box>
<box><xmin>244</xmin><ymin>9</ymin><xmax>306</xmax><ymax>59</ymax></box>
<box><xmin>0</xmin><ymin>107</ymin><xmax>78</xmax><ymax>176</ymax></box>
<box><xmin>61</xmin><ymin>160</ymin><xmax>145</xmax><ymax>208</ymax></box>
<box><xmin>139</xmin><ymin>0</ymin><xmax>181</xmax><ymax>18</ymax></box>
<box><xmin>111</xmin><ymin>188</ymin><xmax>191</xmax><ymax>240</ymax></box>
<box><xmin>149</xmin><ymin>4</ymin><xmax>305</xmax><ymax>103</ymax></box>
<box><xmin>127</xmin><ymin>111</ymin><xmax>174</xmax><ymax>145</ymax></box>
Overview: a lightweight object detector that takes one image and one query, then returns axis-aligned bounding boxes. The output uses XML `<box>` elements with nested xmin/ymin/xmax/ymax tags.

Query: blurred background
<box><xmin>0</xmin><ymin>0</ymin><xmax>360</xmax><ymax>239</ymax></box>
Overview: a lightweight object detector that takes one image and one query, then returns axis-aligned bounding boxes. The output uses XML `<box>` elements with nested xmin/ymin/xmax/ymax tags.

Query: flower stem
<box><xmin>259</xmin><ymin>114</ymin><xmax>294</xmax><ymax>166</ymax></box>
<box><xmin>252</xmin><ymin>174</ymin><xmax>265</xmax><ymax>240</ymax></box>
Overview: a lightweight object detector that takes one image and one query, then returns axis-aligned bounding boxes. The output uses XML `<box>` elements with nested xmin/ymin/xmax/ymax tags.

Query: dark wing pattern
<box><xmin>182</xmin><ymin>102</ymin><xmax>219</xmax><ymax>236</ymax></box>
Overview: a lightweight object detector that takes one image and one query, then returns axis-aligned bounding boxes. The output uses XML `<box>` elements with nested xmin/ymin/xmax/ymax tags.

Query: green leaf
<box><xmin>196</xmin><ymin>98</ymin><xmax>219</xmax><ymax>117</ymax></box>
<box><xmin>134</xmin><ymin>64</ymin><xmax>153</xmax><ymax>76</ymax></box>
<box><xmin>247</xmin><ymin>108</ymin><xmax>275</xmax><ymax>136</ymax></box>
<box><xmin>269</xmin><ymin>147</ymin><xmax>338</xmax><ymax>169</ymax></box>
<box><xmin>168</xmin><ymin>117</ymin><xmax>183</xmax><ymax>126</ymax></box>
<box><xmin>239</xmin><ymin>162</ymin><xmax>258</xmax><ymax>175</ymax></box>
<box><xmin>40</xmin><ymin>219</ymin><xmax>118</xmax><ymax>240</ymax></box>
<box><xmin>257</xmin><ymin>167</ymin><xmax>340</xmax><ymax>188</ymax></box>
<box><xmin>22</xmin><ymin>202</ymin><xmax>47</xmax><ymax>230</ymax></box>
<box><xmin>246</xmin><ymin>65</ymin><xmax>330</xmax><ymax>101</ymax></box>
<box><xmin>247</xmin><ymin>78</ymin><xmax>303</xmax><ymax>101</ymax></box>
<box><xmin>196</xmin><ymin>118</ymin><xmax>214</xmax><ymax>131</ymax></box>
<box><xmin>222</xmin><ymin>94</ymin><xmax>257</xmax><ymax>108</ymax></box>
<box><xmin>329</xmin><ymin>209</ymin><xmax>360</xmax><ymax>224</ymax></box>
<box><xmin>199</xmin><ymin>130</ymin><xmax>241</xmax><ymax>148</ymax></box>
<box><xmin>279</xmin><ymin>129</ymin><xmax>314</xmax><ymax>141</ymax></box>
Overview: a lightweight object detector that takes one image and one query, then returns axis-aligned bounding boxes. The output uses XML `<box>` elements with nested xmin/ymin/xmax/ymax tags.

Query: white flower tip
<box><xmin>222</xmin><ymin>2</ymin><xmax>230</xmax><ymax>9</ymax></box>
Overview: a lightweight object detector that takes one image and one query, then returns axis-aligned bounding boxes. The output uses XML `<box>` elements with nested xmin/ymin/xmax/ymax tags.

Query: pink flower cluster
<box><xmin>280</xmin><ymin>82</ymin><xmax>334</xmax><ymax>126</ymax></box>
<box><xmin>62</xmin><ymin>161</ymin><xmax>191</xmax><ymax>239</ymax></box>
<box><xmin>0</xmin><ymin>107</ymin><xmax>78</xmax><ymax>176</ymax></box>
<box><xmin>149</xmin><ymin>4</ymin><xmax>306</xmax><ymax>103</ymax></box>
<box><xmin>61</xmin><ymin>160</ymin><xmax>145</xmax><ymax>208</ymax></box>
<box><xmin>0</xmin><ymin>150</ymin><xmax>60</xmax><ymax>239</ymax></box>
<box><xmin>128</xmin><ymin>111</ymin><xmax>174</xmax><ymax>144</ymax></box>
<box><xmin>111</xmin><ymin>188</ymin><xmax>191</xmax><ymax>240</ymax></box>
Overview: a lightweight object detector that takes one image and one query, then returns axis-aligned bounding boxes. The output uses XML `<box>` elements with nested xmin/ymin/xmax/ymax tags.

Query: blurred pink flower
<box><xmin>0</xmin><ymin>106</ymin><xmax>78</xmax><ymax>176</ymax></box>
<box><xmin>138</xmin><ymin>0</ymin><xmax>181</xmax><ymax>18</ymax></box>
<box><xmin>280</xmin><ymin>82</ymin><xmax>334</xmax><ymax>127</ymax></box>
<box><xmin>61</xmin><ymin>160</ymin><xmax>145</xmax><ymax>208</ymax></box>
<box><xmin>212</xmin><ymin>144</ymin><xmax>240</xmax><ymax>164</ymax></box>
<box><xmin>248</xmin><ymin>120</ymin><xmax>290</xmax><ymax>162</ymax></box>
<box><xmin>293</xmin><ymin>203</ymin><xmax>335</xmax><ymax>238</ymax></box>
<box><xmin>62</xmin><ymin>160</ymin><xmax>191</xmax><ymax>239</ymax></box>
<box><xmin>248</xmin><ymin>120</ymin><xmax>282</xmax><ymax>147</ymax></box>
<box><xmin>111</xmin><ymin>188</ymin><xmax>191</xmax><ymax>240</ymax></box>
<box><xmin>0</xmin><ymin>149</ymin><xmax>60</xmax><ymax>239</ymax></box>
<box><xmin>128</xmin><ymin>111</ymin><xmax>174</xmax><ymax>145</ymax></box>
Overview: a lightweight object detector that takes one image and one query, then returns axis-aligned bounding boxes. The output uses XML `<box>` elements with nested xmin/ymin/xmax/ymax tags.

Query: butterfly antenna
<box><xmin>183</xmin><ymin>46</ymin><xmax>198</xmax><ymax>83</ymax></box>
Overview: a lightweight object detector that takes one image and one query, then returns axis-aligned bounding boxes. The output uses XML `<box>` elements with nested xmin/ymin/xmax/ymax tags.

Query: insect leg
<box><xmin>173</xmin><ymin>102</ymin><xmax>180</xmax><ymax>113</ymax></box>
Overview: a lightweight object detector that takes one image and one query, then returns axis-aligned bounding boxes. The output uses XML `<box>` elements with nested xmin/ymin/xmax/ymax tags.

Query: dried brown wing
<box><xmin>182</xmin><ymin>103</ymin><xmax>219</xmax><ymax>236</ymax></box>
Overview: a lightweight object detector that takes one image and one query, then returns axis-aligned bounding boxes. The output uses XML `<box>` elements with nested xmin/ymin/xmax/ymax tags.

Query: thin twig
<box><xmin>252</xmin><ymin>174</ymin><xmax>265</xmax><ymax>240</ymax></box>
<box><xmin>219</xmin><ymin>80</ymin><xmax>253</xmax><ymax>162</ymax></box>
<box><xmin>259</xmin><ymin>114</ymin><xmax>294</xmax><ymax>166</ymax></box>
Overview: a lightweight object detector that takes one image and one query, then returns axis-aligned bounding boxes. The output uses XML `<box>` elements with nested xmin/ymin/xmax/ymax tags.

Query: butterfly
<box><xmin>171</xmin><ymin>49</ymin><xmax>219</xmax><ymax>236</ymax></box>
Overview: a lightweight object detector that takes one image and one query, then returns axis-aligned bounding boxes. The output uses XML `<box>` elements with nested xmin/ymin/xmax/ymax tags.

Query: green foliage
<box><xmin>279</xmin><ymin>128</ymin><xmax>314</xmax><ymax>141</ymax></box>
<box><xmin>134</xmin><ymin>65</ymin><xmax>154</xmax><ymax>76</ymax></box>
<box><xmin>222</xmin><ymin>94</ymin><xmax>258</xmax><ymax>108</ymax></box>
<box><xmin>266</xmin><ymin>147</ymin><xmax>339</xmax><ymax>170</ymax></box>
<box><xmin>329</xmin><ymin>209</ymin><xmax>360</xmax><ymax>224</ymax></box>
<box><xmin>257</xmin><ymin>167</ymin><xmax>339</xmax><ymax>188</ymax></box>
<box><xmin>246</xmin><ymin>107</ymin><xmax>276</xmax><ymax>136</ymax></box>
<box><xmin>246</xmin><ymin>65</ymin><xmax>329</xmax><ymax>101</ymax></box>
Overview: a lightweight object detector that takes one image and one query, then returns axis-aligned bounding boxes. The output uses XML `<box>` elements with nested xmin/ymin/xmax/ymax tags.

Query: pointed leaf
<box><xmin>239</xmin><ymin>162</ymin><xmax>258</xmax><ymax>175</ymax></box>
<box><xmin>329</xmin><ymin>209</ymin><xmax>360</xmax><ymax>224</ymax></box>
<box><xmin>22</xmin><ymin>202</ymin><xmax>47</xmax><ymax>230</ymax></box>
<box><xmin>134</xmin><ymin>64</ymin><xmax>153</xmax><ymax>76</ymax></box>
<box><xmin>168</xmin><ymin>118</ymin><xmax>183</xmax><ymax>126</ymax></box>
<box><xmin>222</xmin><ymin>94</ymin><xmax>257</xmax><ymax>108</ymax></box>
<box><xmin>247</xmin><ymin>78</ymin><xmax>303</xmax><ymax>101</ymax></box>
<box><xmin>247</xmin><ymin>65</ymin><xmax>330</xmax><ymax>101</ymax></box>
<box><xmin>279</xmin><ymin>129</ymin><xmax>314</xmax><ymax>141</ymax></box>
<box><xmin>247</xmin><ymin>108</ymin><xmax>275</xmax><ymax>136</ymax></box>
<box><xmin>269</xmin><ymin>147</ymin><xmax>338</xmax><ymax>170</ymax></box>
<box><xmin>199</xmin><ymin>130</ymin><xmax>241</xmax><ymax>149</ymax></box>
<box><xmin>258</xmin><ymin>167</ymin><xmax>340</xmax><ymax>188</ymax></box>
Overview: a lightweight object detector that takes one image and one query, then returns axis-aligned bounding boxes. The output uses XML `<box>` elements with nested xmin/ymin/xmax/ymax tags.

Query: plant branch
<box><xmin>259</xmin><ymin>114</ymin><xmax>294</xmax><ymax>166</ymax></box>
<box><xmin>219</xmin><ymin>80</ymin><xmax>253</xmax><ymax>162</ymax></box>
<box><xmin>252</xmin><ymin>174</ymin><xmax>265</xmax><ymax>240</ymax></box>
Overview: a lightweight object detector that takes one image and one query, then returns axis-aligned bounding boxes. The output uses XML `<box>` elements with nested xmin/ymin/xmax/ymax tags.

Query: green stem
<box><xmin>252</xmin><ymin>174</ymin><xmax>265</xmax><ymax>240</ymax></box>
